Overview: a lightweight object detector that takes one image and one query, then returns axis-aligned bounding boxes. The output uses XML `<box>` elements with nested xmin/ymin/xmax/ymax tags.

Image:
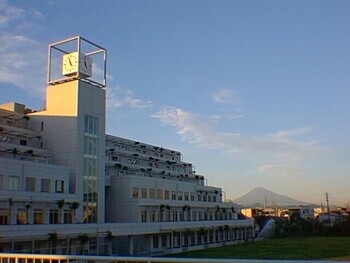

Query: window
<box><xmin>0</xmin><ymin>175</ymin><xmax>3</xmax><ymax>189</ymax></box>
<box><xmin>0</xmin><ymin>209</ymin><xmax>8</xmax><ymax>225</ymax></box>
<box><xmin>133</xmin><ymin>187</ymin><xmax>139</xmax><ymax>198</ymax></box>
<box><xmin>204</xmin><ymin>211</ymin><xmax>208</xmax><ymax>220</ymax></box>
<box><xmin>141</xmin><ymin>211</ymin><xmax>147</xmax><ymax>222</ymax></box>
<box><xmin>150</xmin><ymin>211</ymin><xmax>156</xmax><ymax>222</ymax></box>
<box><xmin>180</xmin><ymin>212</ymin><xmax>184</xmax><ymax>221</ymax></box>
<box><xmin>184</xmin><ymin>192</ymin><xmax>189</xmax><ymax>201</ymax></box>
<box><xmin>20</xmin><ymin>139</ymin><xmax>27</xmax><ymax>146</ymax></box>
<box><xmin>162</xmin><ymin>235</ymin><xmax>167</xmax><ymax>248</ymax></box>
<box><xmin>192</xmin><ymin>211</ymin><xmax>197</xmax><ymax>221</ymax></box>
<box><xmin>84</xmin><ymin>136</ymin><xmax>98</xmax><ymax>155</ymax></box>
<box><xmin>9</xmin><ymin>176</ymin><xmax>20</xmax><ymax>190</ymax></box>
<box><xmin>64</xmin><ymin>210</ymin><xmax>73</xmax><ymax>223</ymax></box>
<box><xmin>41</xmin><ymin>179</ymin><xmax>51</xmax><ymax>192</ymax></box>
<box><xmin>178</xmin><ymin>191</ymin><xmax>183</xmax><ymax>201</ymax></box>
<box><xmin>164</xmin><ymin>190</ymin><xmax>170</xmax><ymax>200</ymax></box>
<box><xmin>173</xmin><ymin>232</ymin><xmax>180</xmax><ymax>247</ymax></box>
<box><xmin>157</xmin><ymin>189</ymin><xmax>163</xmax><ymax>199</ymax></box>
<box><xmin>171</xmin><ymin>191</ymin><xmax>176</xmax><ymax>200</ymax></box>
<box><xmin>149</xmin><ymin>189</ymin><xmax>155</xmax><ymax>199</ymax></box>
<box><xmin>198</xmin><ymin>194</ymin><xmax>202</xmax><ymax>202</ymax></box>
<box><xmin>153</xmin><ymin>236</ymin><xmax>159</xmax><ymax>249</ymax></box>
<box><xmin>84</xmin><ymin>115</ymin><xmax>99</xmax><ymax>135</ymax></box>
<box><xmin>17</xmin><ymin>209</ymin><xmax>27</xmax><ymax>224</ymax></box>
<box><xmin>34</xmin><ymin>209</ymin><xmax>44</xmax><ymax>224</ymax></box>
<box><xmin>141</xmin><ymin>188</ymin><xmax>147</xmax><ymax>198</ymax></box>
<box><xmin>209</xmin><ymin>230</ymin><xmax>214</xmax><ymax>243</ymax></box>
<box><xmin>83</xmin><ymin>115</ymin><xmax>99</xmax><ymax>224</ymax></box>
<box><xmin>190</xmin><ymin>193</ymin><xmax>195</xmax><ymax>201</ymax></box>
<box><xmin>25</xmin><ymin>177</ymin><xmax>36</xmax><ymax>192</ymax></box>
<box><xmin>55</xmin><ymin>180</ymin><xmax>64</xmax><ymax>193</ymax></box>
<box><xmin>173</xmin><ymin>211</ymin><xmax>178</xmax><ymax>221</ymax></box>
<box><xmin>198</xmin><ymin>211</ymin><xmax>203</xmax><ymax>220</ymax></box>
<box><xmin>49</xmin><ymin>209</ymin><xmax>59</xmax><ymax>224</ymax></box>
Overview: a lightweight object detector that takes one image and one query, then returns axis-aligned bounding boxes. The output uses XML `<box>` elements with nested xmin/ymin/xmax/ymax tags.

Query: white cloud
<box><xmin>0</xmin><ymin>0</ymin><xmax>46</xmax><ymax>96</ymax></box>
<box><xmin>0</xmin><ymin>34</ymin><xmax>46</xmax><ymax>94</ymax></box>
<box><xmin>0</xmin><ymin>0</ymin><xmax>25</xmax><ymax>26</ymax></box>
<box><xmin>107</xmin><ymin>86</ymin><xmax>153</xmax><ymax>110</ymax></box>
<box><xmin>258</xmin><ymin>163</ymin><xmax>302</xmax><ymax>178</ymax></box>
<box><xmin>230</xmin><ymin>109</ymin><xmax>244</xmax><ymax>119</ymax></box>
<box><xmin>0</xmin><ymin>0</ymin><xmax>43</xmax><ymax>26</ymax></box>
<box><xmin>267</xmin><ymin>127</ymin><xmax>313</xmax><ymax>142</ymax></box>
<box><xmin>152</xmin><ymin>106</ymin><xmax>323</xmax><ymax>176</ymax></box>
<box><xmin>209</xmin><ymin>115</ymin><xmax>222</xmax><ymax>123</ymax></box>
<box><xmin>212</xmin><ymin>88</ymin><xmax>240</xmax><ymax>104</ymax></box>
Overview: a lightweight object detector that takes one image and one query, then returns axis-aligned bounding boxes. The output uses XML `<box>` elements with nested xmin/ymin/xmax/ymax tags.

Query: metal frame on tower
<box><xmin>47</xmin><ymin>36</ymin><xmax>107</xmax><ymax>88</ymax></box>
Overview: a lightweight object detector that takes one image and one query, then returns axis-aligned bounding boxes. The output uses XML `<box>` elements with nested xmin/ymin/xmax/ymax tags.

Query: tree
<box><xmin>56</xmin><ymin>199</ymin><xmax>65</xmax><ymax>224</ymax></box>
<box><xmin>8</xmin><ymin>198</ymin><xmax>13</xmax><ymax>224</ymax></box>
<box><xmin>25</xmin><ymin>203</ymin><xmax>31</xmax><ymax>224</ymax></box>
<box><xmin>48</xmin><ymin>232</ymin><xmax>58</xmax><ymax>254</ymax></box>
<box><xmin>281</xmin><ymin>212</ymin><xmax>315</xmax><ymax>237</ymax></box>
<box><xmin>197</xmin><ymin>227</ymin><xmax>207</xmax><ymax>244</ymax></box>
<box><xmin>70</xmin><ymin>201</ymin><xmax>80</xmax><ymax>223</ymax></box>
<box><xmin>184</xmin><ymin>228</ymin><xmax>192</xmax><ymax>247</ymax></box>
<box><xmin>223</xmin><ymin>225</ymin><xmax>230</xmax><ymax>241</ymax></box>
<box><xmin>105</xmin><ymin>231</ymin><xmax>113</xmax><ymax>255</ymax></box>
<box><xmin>217</xmin><ymin>225</ymin><xmax>224</xmax><ymax>242</ymax></box>
<box><xmin>77</xmin><ymin>234</ymin><xmax>89</xmax><ymax>255</ymax></box>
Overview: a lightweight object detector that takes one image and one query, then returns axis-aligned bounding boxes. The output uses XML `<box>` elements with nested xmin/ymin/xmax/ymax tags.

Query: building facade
<box><xmin>0</xmin><ymin>36</ymin><xmax>254</xmax><ymax>256</ymax></box>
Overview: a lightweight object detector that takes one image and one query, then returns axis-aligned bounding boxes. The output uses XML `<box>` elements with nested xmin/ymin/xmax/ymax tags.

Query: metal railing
<box><xmin>1</xmin><ymin>254</ymin><xmax>349</xmax><ymax>263</ymax></box>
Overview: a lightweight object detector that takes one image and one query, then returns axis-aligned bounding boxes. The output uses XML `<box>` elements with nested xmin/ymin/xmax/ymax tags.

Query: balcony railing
<box><xmin>0</xmin><ymin>253</ymin><xmax>345</xmax><ymax>263</ymax></box>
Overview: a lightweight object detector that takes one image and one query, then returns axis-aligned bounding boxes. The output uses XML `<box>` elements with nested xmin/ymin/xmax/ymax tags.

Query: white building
<box><xmin>0</xmin><ymin>36</ymin><xmax>254</xmax><ymax>256</ymax></box>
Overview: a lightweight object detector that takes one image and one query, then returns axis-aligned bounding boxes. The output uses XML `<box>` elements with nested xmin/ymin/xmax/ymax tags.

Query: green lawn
<box><xmin>170</xmin><ymin>237</ymin><xmax>350</xmax><ymax>260</ymax></box>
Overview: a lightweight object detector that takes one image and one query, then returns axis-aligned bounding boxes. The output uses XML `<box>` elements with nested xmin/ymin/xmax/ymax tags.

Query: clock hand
<box><xmin>84</xmin><ymin>56</ymin><xmax>88</xmax><ymax>69</ymax></box>
<box><xmin>68</xmin><ymin>57</ymin><xmax>72</xmax><ymax>66</ymax></box>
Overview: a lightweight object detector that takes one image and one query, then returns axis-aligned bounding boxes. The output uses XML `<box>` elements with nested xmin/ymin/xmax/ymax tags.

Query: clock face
<box><xmin>62</xmin><ymin>52</ymin><xmax>92</xmax><ymax>78</ymax></box>
<box><xmin>62</xmin><ymin>52</ymin><xmax>79</xmax><ymax>76</ymax></box>
<box><xmin>79</xmin><ymin>55</ymin><xmax>92</xmax><ymax>77</ymax></box>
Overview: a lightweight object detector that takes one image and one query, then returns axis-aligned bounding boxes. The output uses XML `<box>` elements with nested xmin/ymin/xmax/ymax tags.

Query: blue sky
<box><xmin>1</xmin><ymin>0</ymin><xmax>349</xmax><ymax>205</ymax></box>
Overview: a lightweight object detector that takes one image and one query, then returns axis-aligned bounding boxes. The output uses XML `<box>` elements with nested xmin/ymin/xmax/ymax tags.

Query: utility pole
<box><xmin>325</xmin><ymin>192</ymin><xmax>331</xmax><ymax>226</ymax></box>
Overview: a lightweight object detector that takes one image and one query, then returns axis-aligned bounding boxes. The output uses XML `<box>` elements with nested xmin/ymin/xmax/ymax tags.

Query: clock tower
<box><xmin>31</xmin><ymin>36</ymin><xmax>107</xmax><ymax>223</ymax></box>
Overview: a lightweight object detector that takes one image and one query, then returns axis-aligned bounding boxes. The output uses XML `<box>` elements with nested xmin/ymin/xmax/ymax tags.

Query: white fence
<box><xmin>0</xmin><ymin>254</ymin><xmax>349</xmax><ymax>263</ymax></box>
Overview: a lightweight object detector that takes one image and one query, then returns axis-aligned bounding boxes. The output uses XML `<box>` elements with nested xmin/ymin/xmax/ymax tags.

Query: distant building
<box><xmin>287</xmin><ymin>206</ymin><xmax>314</xmax><ymax>220</ymax></box>
<box><xmin>316</xmin><ymin>209</ymin><xmax>349</xmax><ymax>227</ymax></box>
<box><xmin>241</xmin><ymin>208</ymin><xmax>263</xmax><ymax>218</ymax></box>
<box><xmin>0</xmin><ymin>36</ymin><xmax>254</xmax><ymax>256</ymax></box>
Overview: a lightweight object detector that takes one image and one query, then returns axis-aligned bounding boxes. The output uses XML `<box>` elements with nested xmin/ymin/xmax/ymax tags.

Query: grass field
<box><xmin>170</xmin><ymin>237</ymin><xmax>350</xmax><ymax>260</ymax></box>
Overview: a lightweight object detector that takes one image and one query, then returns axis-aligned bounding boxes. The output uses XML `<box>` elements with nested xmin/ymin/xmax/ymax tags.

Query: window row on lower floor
<box><xmin>141</xmin><ymin>209</ymin><xmax>237</xmax><ymax>222</ymax></box>
<box><xmin>151</xmin><ymin>227</ymin><xmax>255</xmax><ymax>249</ymax></box>
<box><xmin>0</xmin><ymin>208</ymin><xmax>76</xmax><ymax>225</ymax></box>
<box><xmin>132</xmin><ymin>187</ymin><xmax>221</xmax><ymax>203</ymax></box>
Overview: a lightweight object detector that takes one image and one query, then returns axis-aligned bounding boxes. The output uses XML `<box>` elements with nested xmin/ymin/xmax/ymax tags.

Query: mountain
<box><xmin>233</xmin><ymin>187</ymin><xmax>308</xmax><ymax>207</ymax></box>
